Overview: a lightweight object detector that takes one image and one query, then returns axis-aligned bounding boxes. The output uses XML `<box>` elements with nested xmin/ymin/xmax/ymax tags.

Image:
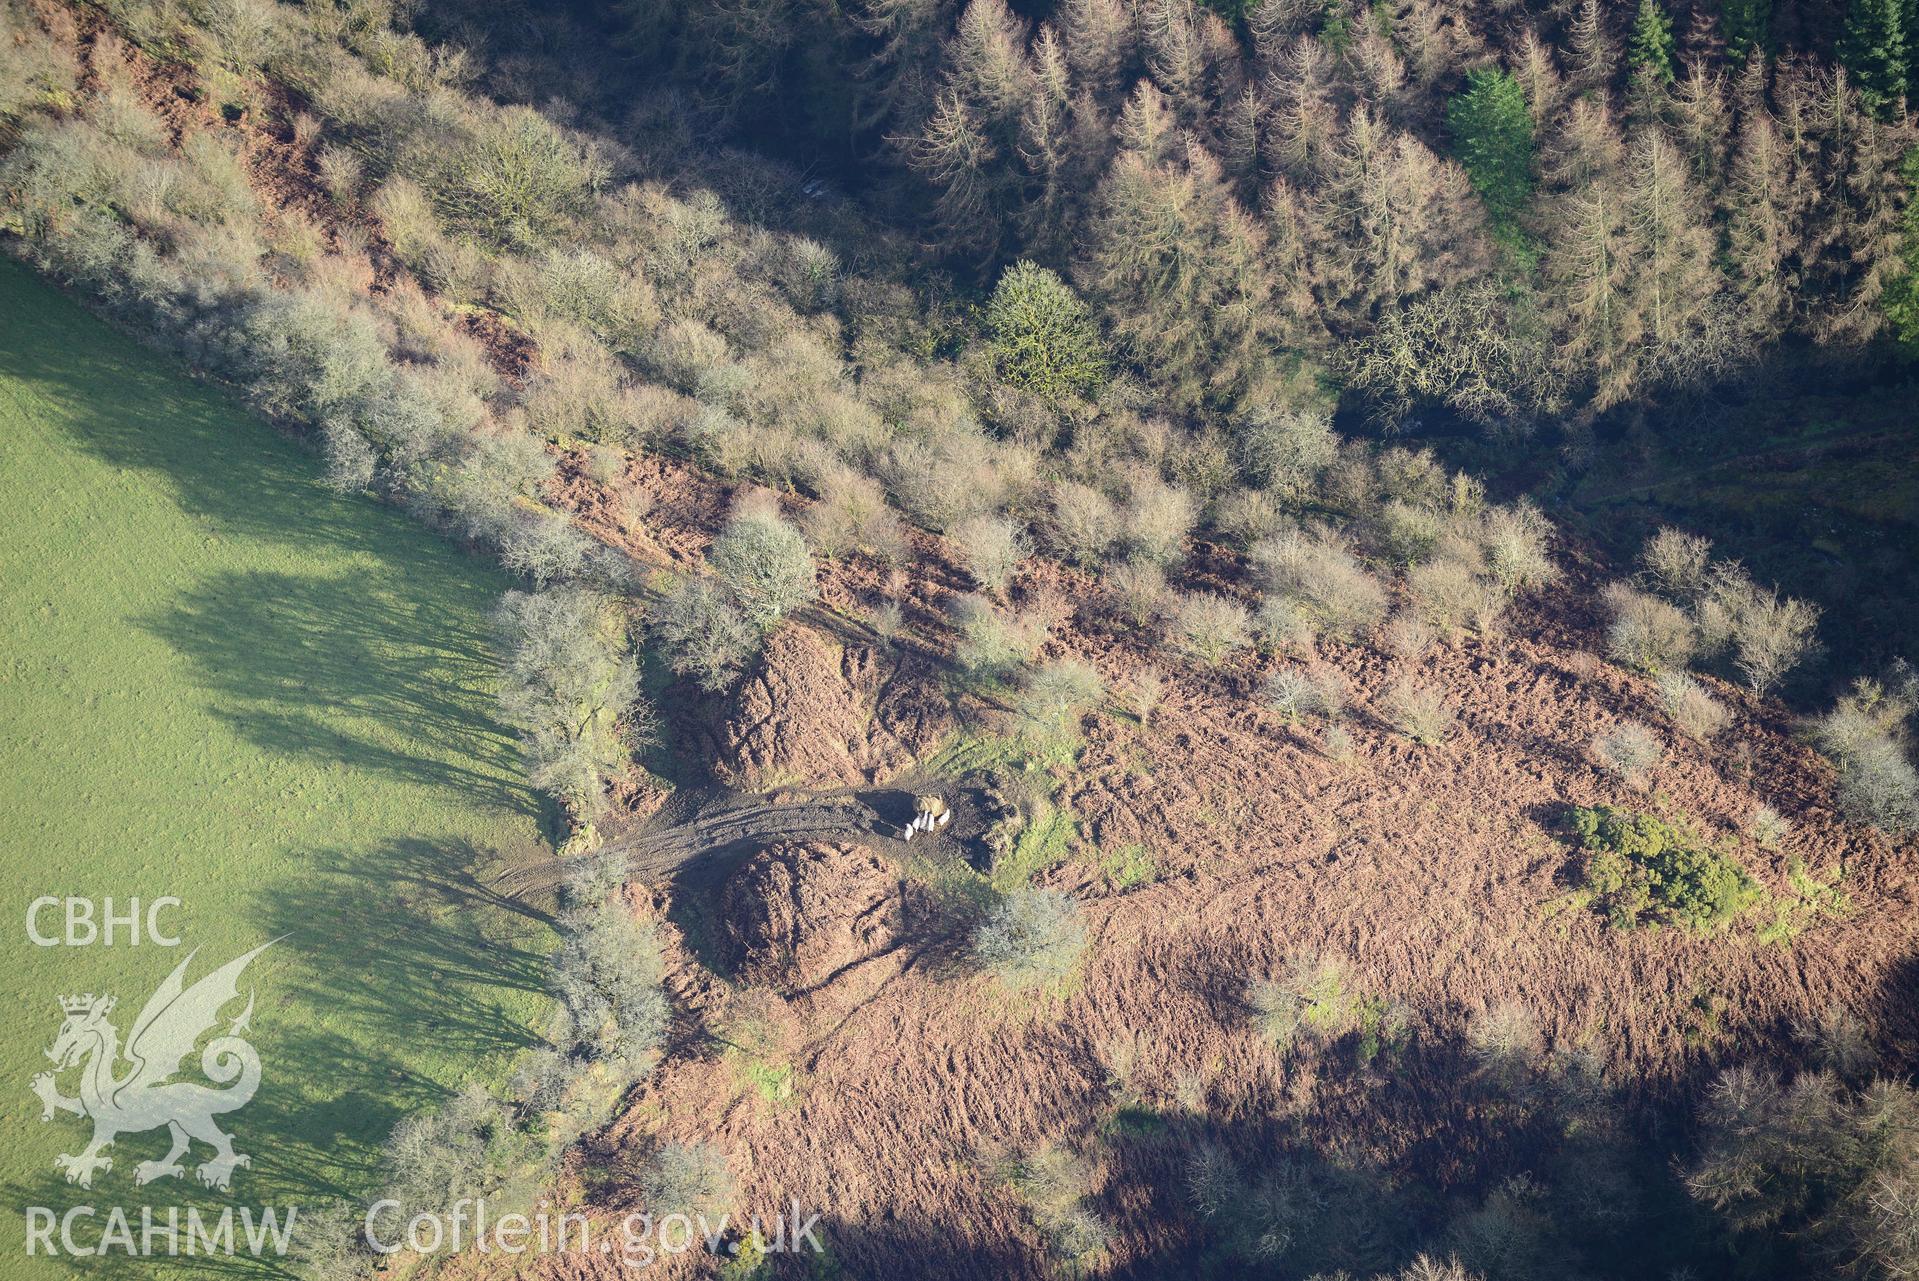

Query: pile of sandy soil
<box><xmin>718</xmin><ymin>841</ymin><xmax>910</xmax><ymax>992</ymax></box>
<box><xmin>715</xmin><ymin>628</ymin><xmax>952</xmax><ymax>791</ymax></box>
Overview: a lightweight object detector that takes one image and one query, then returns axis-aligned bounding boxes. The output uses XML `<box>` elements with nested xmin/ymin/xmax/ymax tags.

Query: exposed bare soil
<box><xmin>53</xmin><ymin>27</ymin><xmax>1919</xmax><ymax>1276</ymax></box>
<box><xmin>531</xmin><ymin>585</ymin><xmax>1918</xmax><ymax>1281</ymax></box>
<box><xmin>533</xmin><ymin>454</ymin><xmax>1912</xmax><ymax>1278</ymax></box>
<box><xmin>716</xmin><ymin>627</ymin><xmax>953</xmax><ymax>791</ymax></box>
<box><xmin>718</xmin><ymin>841</ymin><xmax>912</xmax><ymax>993</ymax></box>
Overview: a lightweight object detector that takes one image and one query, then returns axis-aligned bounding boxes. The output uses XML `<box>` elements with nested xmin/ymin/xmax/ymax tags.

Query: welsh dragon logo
<box><xmin>30</xmin><ymin>943</ymin><xmax>273</xmax><ymax>1191</ymax></box>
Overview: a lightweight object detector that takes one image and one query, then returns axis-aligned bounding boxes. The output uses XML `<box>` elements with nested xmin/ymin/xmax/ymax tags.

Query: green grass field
<box><xmin>0</xmin><ymin>263</ymin><xmax>553</xmax><ymax>1277</ymax></box>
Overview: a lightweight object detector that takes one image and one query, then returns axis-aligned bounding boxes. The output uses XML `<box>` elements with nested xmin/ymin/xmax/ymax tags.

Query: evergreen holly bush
<box><xmin>1568</xmin><ymin>805</ymin><xmax>1758</xmax><ymax>931</ymax></box>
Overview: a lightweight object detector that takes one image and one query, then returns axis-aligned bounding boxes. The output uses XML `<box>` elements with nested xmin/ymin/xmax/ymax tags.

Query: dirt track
<box><xmin>494</xmin><ymin>785</ymin><xmax>989</xmax><ymax>896</ymax></box>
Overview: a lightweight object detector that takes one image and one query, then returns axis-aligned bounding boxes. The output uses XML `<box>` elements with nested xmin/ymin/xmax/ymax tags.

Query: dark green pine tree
<box><xmin>1448</xmin><ymin>69</ymin><xmax>1536</xmax><ymax>224</ymax></box>
<box><xmin>1721</xmin><ymin>0</ymin><xmax>1772</xmax><ymax>59</ymax></box>
<box><xmin>1906</xmin><ymin>0</ymin><xmax>1919</xmax><ymax>91</ymax></box>
<box><xmin>1838</xmin><ymin>0</ymin><xmax>1908</xmax><ymax>110</ymax></box>
<box><xmin>1628</xmin><ymin>0</ymin><xmax>1678</xmax><ymax>83</ymax></box>
<box><xmin>1885</xmin><ymin>147</ymin><xmax>1919</xmax><ymax>354</ymax></box>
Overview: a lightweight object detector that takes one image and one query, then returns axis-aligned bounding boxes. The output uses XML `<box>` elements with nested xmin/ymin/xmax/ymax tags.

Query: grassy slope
<box><xmin>0</xmin><ymin>263</ymin><xmax>552</xmax><ymax>1277</ymax></box>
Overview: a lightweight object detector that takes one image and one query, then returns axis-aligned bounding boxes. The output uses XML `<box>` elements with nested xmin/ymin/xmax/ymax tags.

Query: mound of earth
<box><xmin>718</xmin><ymin>625</ymin><xmax>951</xmax><ymax>790</ymax></box>
<box><xmin>719</xmin><ymin>841</ymin><xmax>905</xmax><ymax>990</ymax></box>
<box><xmin>621</xmin><ymin>599</ymin><xmax>1919</xmax><ymax>1281</ymax></box>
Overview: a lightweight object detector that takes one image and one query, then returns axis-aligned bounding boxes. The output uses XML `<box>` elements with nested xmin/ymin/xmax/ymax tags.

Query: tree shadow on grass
<box><xmin>0</xmin><ymin>274</ymin><xmax>557</xmax><ymax>1277</ymax></box>
<box><xmin>138</xmin><ymin>568</ymin><xmax>536</xmax><ymax>816</ymax></box>
<box><xmin>0</xmin><ymin>263</ymin><xmax>439</xmax><ymax>568</ymax></box>
<box><xmin>3</xmin><ymin>1017</ymin><xmax>416</xmax><ymax>1281</ymax></box>
<box><xmin>4</xmin><ymin>835</ymin><xmax>560</xmax><ymax>1278</ymax></box>
<box><xmin>253</xmin><ymin>837</ymin><xmax>557</xmax><ymax>1072</ymax></box>
<box><xmin>3</xmin><ymin>265</ymin><xmax>537</xmax><ymax>814</ymax></box>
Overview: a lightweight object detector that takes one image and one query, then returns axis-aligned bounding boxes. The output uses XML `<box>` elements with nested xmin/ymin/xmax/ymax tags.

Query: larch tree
<box><xmin>1569</xmin><ymin>0</ymin><xmax>1618</xmax><ymax>92</ymax></box>
<box><xmin>1821</xmin><ymin>109</ymin><xmax>1915</xmax><ymax>339</ymax></box>
<box><xmin>1670</xmin><ymin>61</ymin><xmax>1733</xmax><ymax>193</ymax></box>
<box><xmin>909</xmin><ymin>89</ymin><xmax>1001</xmax><ymax>252</ymax></box>
<box><xmin>1731</xmin><ymin>40</ymin><xmax>1771</xmax><ymax>110</ymax></box>
<box><xmin>1085</xmin><ymin>137</ymin><xmax>1287</xmax><ymax>412</ymax></box>
<box><xmin>1392</xmin><ymin>0</ymin><xmax>1476</xmax><ymax>92</ymax></box>
<box><xmin>1219</xmin><ymin>81</ymin><xmax>1268</xmax><ymax>195</ymax></box>
<box><xmin>907</xmin><ymin>0</ymin><xmax>1035</xmax><ymax>259</ymax></box>
<box><xmin>1115</xmin><ymin>76</ymin><xmax>1180</xmax><ymax>165</ymax></box>
<box><xmin>1626</xmin><ymin>129</ymin><xmax>1726</xmax><ymax>384</ymax></box>
<box><xmin>949</xmin><ymin>0</ymin><xmax>1035</xmax><ymax>124</ymax></box>
<box><xmin>1310</xmin><ymin>108</ymin><xmax>1493</xmax><ymax>330</ymax></box>
<box><xmin>1058</xmin><ymin>0</ymin><xmax>1134</xmax><ymax>100</ymax></box>
<box><xmin>1348</xmin><ymin>25</ymin><xmax>1411</xmax><ymax>110</ymax></box>
<box><xmin>1263</xmin><ymin>175</ymin><xmax>1325</xmax><ymax>334</ymax></box>
<box><xmin>851</xmin><ymin>0</ymin><xmax>963</xmax><ymax>133</ymax></box>
<box><xmin>1544</xmin><ymin>187</ymin><xmax>1641</xmax><ymax>406</ymax></box>
<box><xmin>1515</xmin><ymin>29</ymin><xmax>1567</xmax><ymax>127</ymax></box>
<box><xmin>1141</xmin><ymin>0</ymin><xmax>1225</xmax><ymax>125</ymax></box>
<box><xmin>1265</xmin><ymin>36</ymin><xmax>1339</xmax><ymax>181</ymax></box>
<box><xmin>1683</xmin><ymin>3</ymin><xmax>1728</xmax><ymax>65</ymax></box>
<box><xmin>1018</xmin><ymin>25</ymin><xmax>1076</xmax><ymax>259</ymax></box>
<box><xmin>1775</xmin><ymin>64</ymin><xmax>1913</xmax><ymax>342</ymax></box>
<box><xmin>1724</xmin><ymin>107</ymin><xmax>1799</xmax><ymax>334</ymax></box>
<box><xmin>1247</xmin><ymin>0</ymin><xmax>1319</xmax><ymax>61</ymax></box>
<box><xmin>1538</xmin><ymin>100</ymin><xmax>1639</xmax><ymax>406</ymax></box>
